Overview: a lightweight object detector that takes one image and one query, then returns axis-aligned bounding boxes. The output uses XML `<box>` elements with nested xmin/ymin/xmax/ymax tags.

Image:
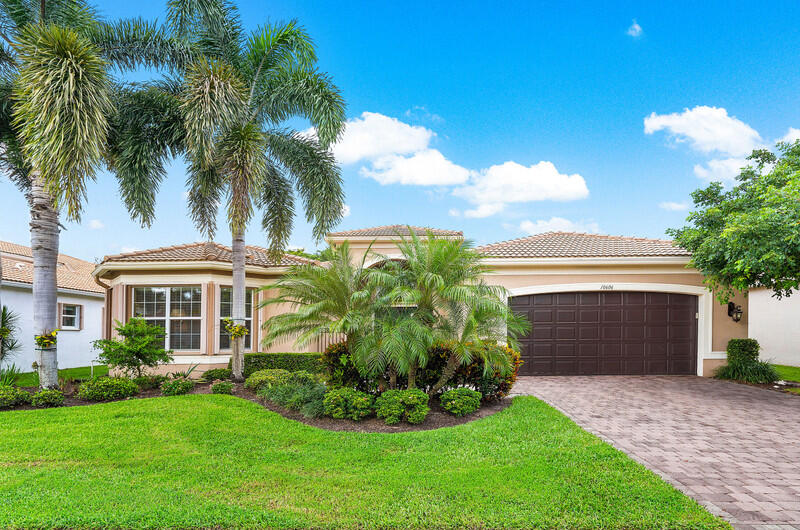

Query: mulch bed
<box><xmin>10</xmin><ymin>381</ymin><xmax>511</xmax><ymax>432</ymax></box>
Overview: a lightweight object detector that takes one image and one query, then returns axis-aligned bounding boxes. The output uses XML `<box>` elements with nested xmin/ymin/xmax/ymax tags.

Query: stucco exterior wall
<box><xmin>1</xmin><ymin>283</ymin><xmax>104</xmax><ymax>370</ymax></box>
<box><xmin>748</xmin><ymin>289</ymin><xmax>800</xmax><ymax>366</ymax></box>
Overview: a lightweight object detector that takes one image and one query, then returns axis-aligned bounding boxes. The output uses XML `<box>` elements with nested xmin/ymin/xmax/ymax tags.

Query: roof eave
<box><xmin>480</xmin><ymin>255</ymin><xmax>692</xmax><ymax>266</ymax></box>
<box><xmin>93</xmin><ymin>260</ymin><xmax>293</xmax><ymax>278</ymax></box>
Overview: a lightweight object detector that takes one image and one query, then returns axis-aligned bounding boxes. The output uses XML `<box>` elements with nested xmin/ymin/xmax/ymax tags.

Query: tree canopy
<box><xmin>668</xmin><ymin>142</ymin><xmax>800</xmax><ymax>302</ymax></box>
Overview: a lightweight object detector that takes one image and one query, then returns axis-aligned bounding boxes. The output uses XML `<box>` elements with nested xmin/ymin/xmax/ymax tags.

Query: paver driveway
<box><xmin>513</xmin><ymin>376</ymin><xmax>800</xmax><ymax>529</ymax></box>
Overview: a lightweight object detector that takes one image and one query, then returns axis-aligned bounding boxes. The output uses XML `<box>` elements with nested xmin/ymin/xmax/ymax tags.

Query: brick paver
<box><xmin>513</xmin><ymin>376</ymin><xmax>800</xmax><ymax>529</ymax></box>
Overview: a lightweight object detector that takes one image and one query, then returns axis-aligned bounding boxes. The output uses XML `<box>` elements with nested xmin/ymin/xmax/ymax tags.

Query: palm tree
<box><xmin>0</xmin><ymin>1</ymin><xmax>191</xmax><ymax>387</ymax></box>
<box><xmin>372</xmin><ymin>229</ymin><xmax>530</xmax><ymax>392</ymax></box>
<box><xmin>260</xmin><ymin>242</ymin><xmax>376</xmax><ymax>349</ymax></box>
<box><xmin>170</xmin><ymin>1</ymin><xmax>346</xmax><ymax>380</ymax></box>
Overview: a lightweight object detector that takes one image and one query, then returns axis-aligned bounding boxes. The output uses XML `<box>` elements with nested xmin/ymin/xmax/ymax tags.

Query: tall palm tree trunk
<box><xmin>29</xmin><ymin>172</ymin><xmax>59</xmax><ymax>388</ymax></box>
<box><xmin>230</xmin><ymin>228</ymin><xmax>246</xmax><ymax>381</ymax></box>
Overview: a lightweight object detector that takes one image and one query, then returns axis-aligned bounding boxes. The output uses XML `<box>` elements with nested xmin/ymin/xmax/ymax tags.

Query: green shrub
<box><xmin>0</xmin><ymin>364</ymin><xmax>22</xmax><ymax>386</ymax></box>
<box><xmin>0</xmin><ymin>385</ymin><xmax>31</xmax><ymax>408</ymax></box>
<box><xmin>201</xmin><ymin>368</ymin><xmax>232</xmax><ymax>382</ymax></box>
<box><xmin>321</xmin><ymin>342</ymin><xmax>372</xmax><ymax>390</ymax></box>
<box><xmin>288</xmin><ymin>370</ymin><xmax>319</xmax><ymax>386</ymax></box>
<box><xmin>132</xmin><ymin>374</ymin><xmax>168</xmax><ymax>391</ymax></box>
<box><xmin>440</xmin><ymin>388</ymin><xmax>482</xmax><ymax>416</ymax></box>
<box><xmin>93</xmin><ymin>318</ymin><xmax>173</xmax><ymax>377</ymax></box>
<box><xmin>716</xmin><ymin>360</ymin><xmax>779</xmax><ymax>384</ymax></box>
<box><xmin>161</xmin><ymin>377</ymin><xmax>195</xmax><ymax>396</ymax></box>
<box><xmin>375</xmin><ymin>389</ymin><xmax>430</xmax><ymax>425</ymax></box>
<box><xmin>244</xmin><ymin>369</ymin><xmax>291</xmax><ymax>392</ymax></box>
<box><xmin>323</xmin><ymin>387</ymin><xmax>374</xmax><ymax>421</ymax></box>
<box><xmin>727</xmin><ymin>339</ymin><xmax>761</xmax><ymax>365</ymax></box>
<box><xmin>260</xmin><ymin>380</ymin><xmax>327</xmax><ymax>418</ymax></box>
<box><xmin>211</xmin><ymin>381</ymin><xmax>234</xmax><ymax>394</ymax></box>
<box><xmin>228</xmin><ymin>352</ymin><xmax>323</xmax><ymax>377</ymax></box>
<box><xmin>30</xmin><ymin>389</ymin><xmax>64</xmax><ymax>408</ymax></box>
<box><xmin>77</xmin><ymin>377</ymin><xmax>140</xmax><ymax>402</ymax></box>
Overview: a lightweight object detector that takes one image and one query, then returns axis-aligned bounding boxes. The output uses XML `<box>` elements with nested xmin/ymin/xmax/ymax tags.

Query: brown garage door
<box><xmin>511</xmin><ymin>291</ymin><xmax>697</xmax><ymax>376</ymax></box>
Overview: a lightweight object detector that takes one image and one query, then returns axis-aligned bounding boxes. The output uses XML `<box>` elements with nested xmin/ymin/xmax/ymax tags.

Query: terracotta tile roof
<box><xmin>476</xmin><ymin>232</ymin><xmax>690</xmax><ymax>258</ymax></box>
<box><xmin>99</xmin><ymin>242</ymin><xmax>317</xmax><ymax>267</ymax></box>
<box><xmin>0</xmin><ymin>240</ymin><xmax>104</xmax><ymax>294</ymax></box>
<box><xmin>327</xmin><ymin>225</ymin><xmax>463</xmax><ymax>237</ymax></box>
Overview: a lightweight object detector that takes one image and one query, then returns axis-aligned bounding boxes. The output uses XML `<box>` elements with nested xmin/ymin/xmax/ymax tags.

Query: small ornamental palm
<box><xmin>0</xmin><ymin>0</ymin><xmax>190</xmax><ymax>388</ymax></box>
<box><xmin>166</xmin><ymin>1</ymin><xmax>346</xmax><ymax>379</ymax></box>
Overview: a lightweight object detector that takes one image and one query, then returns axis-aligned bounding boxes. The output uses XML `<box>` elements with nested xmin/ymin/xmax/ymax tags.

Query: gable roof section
<box><xmin>0</xmin><ymin>240</ymin><xmax>104</xmax><ymax>294</ymax></box>
<box><xmin>476</xmin><ymin>232</ymin><xmax>690</xmax><ymax>259</ymax></box>
<box><xmin>327</xmin><ymin>225</ymin><xmax>463</xmax><ymax>238</ymax></box>
<box><xmin>99</xmin><ymin>242</ymin><xmax>317</xmax><ymax>268</ymax></box>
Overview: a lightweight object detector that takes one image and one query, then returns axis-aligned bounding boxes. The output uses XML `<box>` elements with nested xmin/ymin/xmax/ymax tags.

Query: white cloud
<box><xmin>341</xmin><ymin>204</ymin><xmax>351</xmax><ymax>218</ymax></box>
<box><xmin>644</xmin><ymin>106</ymin><xmax>761</xmax><ymax>157</ymax></box>
<box><xmin>519</xmin><ymin>217</ymin><xmax>600</xmax><ymax>235</ymax></box>
<box><xmin>693</xmin><ymin>157</ymin><xmax>747</xmax><ymax>183</ymax></box>
<box><xmin>448</xmin><ymin>208</ymin><xmax>461</xmax><ymax>217</ymax></box>
<box><xmin>330</xmin><ymin>112</ymin><xmax>433</xmax><ymax>165</ymax></box>
<box><xmin>405</xmin><ymin>105</ymin><xmax>444</xmax><ymax>123</ymax></box>
<box><xmin>360</xmin><ymin>149</ymin><xmax>470</xmax><ymax>186</ymax></box>
<box><xmin>779</xmin><ymin>127</ymin><xmax>800</xmax><ymax>144</ymax></box>
<box><xmin>659</xmin><ymin>201</ymin><xmax>689</xmax><ymax>211</ymax></box>
<box><xmin>120</xmin><ymin>246</ymin><xmax>138</xmax><ymax>253</ymax></box>
<box><xmin>453</xmin><ymin>161</ymin><xmax>589</xmax><ymax>216</ymax></box>
<box><xmin>88</xmin><ymin>219</ymin><xmax>104</xmax><ymax>230</ymax></box>
<box><xmin>627</xmin><ymin>19</ymin><xmax>643</xmax><ymax>37</ymax></box>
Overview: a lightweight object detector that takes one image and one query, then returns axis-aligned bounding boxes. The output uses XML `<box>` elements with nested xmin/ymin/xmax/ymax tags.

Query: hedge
<box><xmin>726</xmin><ymin>338</ymin><xmax>760</xmax><ymax>365</ymax></box>
<box><xmin>228</xmin><ymin>352</ymin><xmax>323</xmax><ymax>377</ymax></box>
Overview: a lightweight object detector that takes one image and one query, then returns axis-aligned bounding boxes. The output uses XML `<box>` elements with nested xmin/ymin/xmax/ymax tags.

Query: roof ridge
<box><xmin>476</xmin><ymin>231</ymin><xmax>679</xmax><ymax>250</ymax></box>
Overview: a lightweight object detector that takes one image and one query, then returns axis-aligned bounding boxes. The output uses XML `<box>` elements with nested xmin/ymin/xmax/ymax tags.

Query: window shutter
<box><xmin>79</xmin><ymin>304</ymin><xmax>84</xmax><ymax>331</ymax></box>
<box><xmin>57</xmin><ymin>302</ymin><xmax>63</xmax><ymax>327</ymax></box>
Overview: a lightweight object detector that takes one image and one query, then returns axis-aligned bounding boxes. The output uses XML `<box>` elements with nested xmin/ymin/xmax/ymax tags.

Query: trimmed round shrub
<box><xmin>202</xmin><ymin>368</ymin><xmax>232</xmax><ymax>382</ymax></box>
<box><xmin>161</xmin><ymin>377</ymin><xmax>195</xmax><ymax>396</ymax></box>
<box><xmin>244</xmin><ymin>369</ymin><xmax>291</xmax><ymax>392</ymax></box>
<box><xmin>0</xmin><ymin>385</ymin><xmax>31</xmax><ymax>409</ymax></box>
<box><xmin>375</xmin><ymin>389</ymin><xmax>430</xmax><ymax>425</ymax></box>
<box><xmin>715</xmin><ymin>360</ymin><xmax>779</xmax><ymax>384</ymax></box>
<box><xmin>77</xmin><ymin>377</ymin><xmax>140</xmax><ymax>402</ymax></box>
<box><xmin>31</xmin><ymin>389</ymin><xmax>64</xmax><ymax>408</ymax></box>
<box><xmin>211</xmin><ymin>380</ymin><xmax>234</xmax><ymax>394</ymax></box>
<box><xmin>323</xmin><ymin>387</ymin><xmax>374</xmax><ymax>421</ymax></box>
<box><xmin>440</xmin><ymin>388</ymin><xmax>482</xmax><ymax>416</ymax></box>
<box><xmin>132</xmin><ymin>374</ymin><xmax>169</xmax><ymax>391</ymax></box>
<box><xmin>727</xmin><ymin>339</ymin><xmax>760</xmax><ymax>365</ymax></box>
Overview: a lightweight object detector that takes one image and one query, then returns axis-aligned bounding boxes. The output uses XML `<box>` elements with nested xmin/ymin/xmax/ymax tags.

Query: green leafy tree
<box><xmin>93</xmin><ymin>318</ymin><xmax>174</xmax><ymax>377</ymax></box>
<box><xmin>165</xmin><ymin>1</ymin><xmax>346</xmax><ymax>380</ymax></box>
<box><xmin>0</xmin><ymin>0</ymin><xmax>191</xmax><ymax>388</ymax></box>
<box><xmin>668</xmin><ymin>143</ymin><xmax>800</xmax><ymax>302</ymax></box>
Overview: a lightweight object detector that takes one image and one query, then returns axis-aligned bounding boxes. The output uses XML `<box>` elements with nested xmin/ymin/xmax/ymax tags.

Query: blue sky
<box><xmin>3</xmin><ymin>0</ymin><xmax>800</xmax><ymax>262</ymax></box>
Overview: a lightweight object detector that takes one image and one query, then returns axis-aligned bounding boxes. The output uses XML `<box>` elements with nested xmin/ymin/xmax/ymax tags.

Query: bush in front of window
<box><xmin>77</xmin><ymin>377</ymin><xmax>140</xmax><ymax>402</ymax></box>
<box><xmin>31</xmin><ymin>389</ymin><xmax>64</xmax><ymax>408</ymax></box>
<box><xmin>0</xmin><ymin>385</ymin><xmax>31</xmax><ymax>409</ymax></box>
<box><xmin>201</xmin><ymin>368</ymin><xmax>232</xmax><ymax>382</ymax></box>
<box><xmin>230</xmin><ymin>352</ymin><xmax>323</xmax><ymax>377</ymax></box>
<box><xmin>211</xmin><ymin>380</ymin><xmax>234</xmax><ymax>394</ymax></box>
<box><xmin>132</xmin><ymin>374</ymin><xmax>169</xmax><ymax>391</ymax></box>
<box><xmin>161</xmin><ymin>377</ymin><xmax>195</xmax><ymax>396</ymax></box>
<box><xmin>93</xmin><ymin>318</ymin><xmax>174</xmax><ymax>377</ymax></box>
<box><xmin>244</xmin><ymin>369</ymin><xmax>291</xmax><ymax>392</ymax></box>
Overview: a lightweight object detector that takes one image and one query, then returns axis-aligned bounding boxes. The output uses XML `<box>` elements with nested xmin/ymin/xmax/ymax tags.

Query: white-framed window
<box><xmin>60</xmin><ymin>304</ymin><xmax>82</xmax><ymax>330</ymax></box>
<box><xmin>132</xmin><ymin>286</ymin><xmax>202</xmax><ymax>350</ymax></box>
<box><xmin>219</xmin><ymin>287</ymin><xmax>254</xmax><ymax>350</ymax></box>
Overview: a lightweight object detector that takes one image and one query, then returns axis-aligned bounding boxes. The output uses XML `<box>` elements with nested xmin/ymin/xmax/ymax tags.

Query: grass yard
<box><xmin>775</xmin><ymin>364</ymin><xmax>800</xmax><ymax>383</ymax></box>
<box><xmin>13</xmin><ymin>364</ymin><xmax>108</xmax><ymax>387</ymax></box>
<box><xmin>0</xmin><ymin>395</ymin><xmax>726</xmax><ymax>529</ymax></box>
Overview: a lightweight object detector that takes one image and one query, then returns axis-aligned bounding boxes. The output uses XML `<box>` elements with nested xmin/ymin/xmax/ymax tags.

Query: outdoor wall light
<box><xmin>727</xmin><ymin>302</ymin><xmax>743</xmax><ymax>323</ymax></box>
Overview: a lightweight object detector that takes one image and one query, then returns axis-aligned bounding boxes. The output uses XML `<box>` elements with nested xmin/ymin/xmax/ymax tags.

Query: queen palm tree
<box><xmin>169</xmin><ymin>1</ymin><xmax>346</xmax><ymax>380</ymax></box>
<box><xmin>0</xmin><ymin>0</ymin><xmax>191</xmax><ymax>387</ymax></box>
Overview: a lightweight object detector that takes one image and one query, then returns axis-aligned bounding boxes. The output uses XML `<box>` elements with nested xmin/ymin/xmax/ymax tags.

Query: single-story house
<box><xmin>93</xmin><ymin>226</ymin><xmax>749</xmax><ymax>377</ymax></box>
<box><xmin>747</xmin><ymin>288</ymin><xmax>800</xmax><ymax>366</ymax></box>
<box><xmin>0</xmin><ymin>240</ymin><xmax>105</xmax><ymax>370</ymax></box>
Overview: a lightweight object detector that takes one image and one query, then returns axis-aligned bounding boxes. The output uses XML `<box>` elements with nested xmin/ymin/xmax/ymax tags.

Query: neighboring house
<box><xmin>748</xmin><ymin>288</ymin><xmax>800</xmax><ymax>366</ymax></box>
<box><xmin>0</xmin><ymin>240</ymin><xmax>105</xmax><ymax>371</ymax></box>
<box><xmin>93</xmin><ymin>226</ymin><xmax>749</xmax><ymax>378</ymax></box>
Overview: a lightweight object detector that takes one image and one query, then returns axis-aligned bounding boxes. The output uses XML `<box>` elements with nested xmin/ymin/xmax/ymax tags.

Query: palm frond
<box><xmin>244</xmin><ymin>21</ymin><xmax>315</xmax><ymax>96</ymax></box>
<box><xmin>186</xmin><ymin>159</ymin><xmax>224</xmax><ymax>238</ymax></box>
<box><xmin>255</xmin><ymin>162</ymin><xmax>294</xmax><ymax>254</ymax></box>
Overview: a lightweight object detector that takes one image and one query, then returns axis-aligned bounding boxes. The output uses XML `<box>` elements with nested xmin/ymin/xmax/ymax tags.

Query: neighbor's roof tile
<box><xmin>0</xmin><ymin>240</ymin><xmax>104</xmax><ymax>294</ymax></box>
<box><xmin>99</xmin><ymin>242</ymin><xmax>316</xmax><ymax>267</ymax></box>
<box><xmin>475</xmin><ymin>232</ymin><xmax>690</xmax><ymax>258</ymax></box>
<box><xmin>327</xmin><ymin>225</ymin><xmax>463</xmax><ymax>237</ymax></box>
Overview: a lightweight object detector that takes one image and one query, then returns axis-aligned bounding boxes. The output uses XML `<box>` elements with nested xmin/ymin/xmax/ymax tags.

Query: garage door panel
<box><xmin>512</xmin><ymin>291</ymin><xmax>697</xmax><ymax>376</ymax></box>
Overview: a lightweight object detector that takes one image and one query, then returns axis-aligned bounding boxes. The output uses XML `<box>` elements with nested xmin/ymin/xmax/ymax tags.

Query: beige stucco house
<box><xmin>93</xmin><ymin>225</ymin><xmax>748</xmax><ymax>377</ymax></box>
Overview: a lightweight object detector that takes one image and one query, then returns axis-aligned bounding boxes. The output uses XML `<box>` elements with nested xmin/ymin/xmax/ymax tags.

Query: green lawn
<box><xmin>13</xmin><ymin>364</ymin><xmax>108</xmax><ymax>387</ymax></box>
<box><xmin>775</xmin><ymin>364</ymin><xmax>800</xmax><ymax>382</ymax></box>
<box><xmin>0</xmin><ymin>396</ymin><xmax>725</xmax><ymax>529</ymax></box>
